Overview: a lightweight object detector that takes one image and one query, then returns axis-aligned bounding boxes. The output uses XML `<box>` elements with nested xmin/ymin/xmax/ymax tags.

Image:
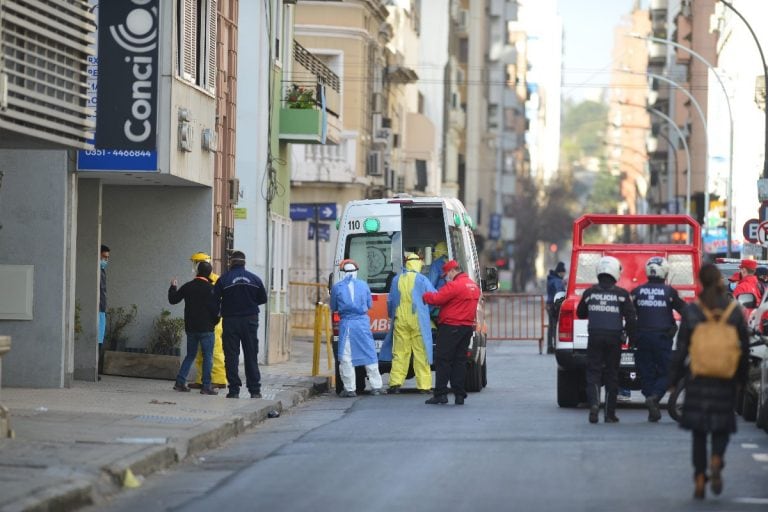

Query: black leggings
<box><xmin>692</xmin><ymin>430</ymin><xmax>729</xmax><ymax>475</ymax></box>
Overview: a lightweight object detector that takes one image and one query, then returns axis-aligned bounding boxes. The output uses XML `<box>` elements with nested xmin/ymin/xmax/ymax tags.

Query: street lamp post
<box><xmin>629</xmin><ymin>34</ymin><xmax>735</xmax><ymax>256</ymax></box>
<box><xmin>719</xmin><ymin>0</ymin><xmax>768</xmax><ymax>180</ymax></box>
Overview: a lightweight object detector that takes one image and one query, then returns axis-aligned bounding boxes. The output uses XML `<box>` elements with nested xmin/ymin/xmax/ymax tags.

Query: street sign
<box><xmin>308</xmin><ymin>222</ymin><xmax>330</xmax><ymax>241</ymax></box>
<box><xmin>489</xmin><ymin>214</ymin><xmax>501</xmax><ymax>240</ymax></box>
<box><xmin>760</xmin><ymin>201</ymin><xmax>768</xmax><ymax>223</ymax></box>
<box><xmin>743</xmin><ymin>218</ymin><xmax>760</xmax><ymax>243</ymax></box>
<box><xmin>758</xmin><ymin>221</ymin><xmax>768</xmax><ymax>246</ymax></box>
<box><xmin>290</xmin><ymin>203</ymin><xmax>337</xmax><ymax>221</ymax></box>
<box><xmin>759</xmin><ymin>179</ymin><xmax>768</xmax><ymax>202</ymax></box>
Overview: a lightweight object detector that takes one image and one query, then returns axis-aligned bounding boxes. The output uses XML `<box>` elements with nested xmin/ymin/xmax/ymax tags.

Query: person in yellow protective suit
<box><xmin>384</xmin><ymin>252</ymin><xmax>437</xmax><ymax>393</ymax></box>
<box><xmin>189</xmin><ymin>252</ymin><xmax>228</xmax><ymax>389</ymax></box>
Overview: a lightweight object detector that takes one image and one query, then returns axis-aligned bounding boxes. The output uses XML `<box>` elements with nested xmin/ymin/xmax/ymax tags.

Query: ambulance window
<box><xmin>345</xmin><ymin>233</ymin><xmax>395</xmax><ymax>293</ymax></box>
<box><xmin>448</xmin><ymin>226</ymin><xmax>470</xmax><ymax>274</ymax></box>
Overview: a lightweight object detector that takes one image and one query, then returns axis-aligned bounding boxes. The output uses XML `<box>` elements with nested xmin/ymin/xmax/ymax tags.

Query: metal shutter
<box><xmin>206</xmin><ymin>0</ymin><xmax>217</xmax><ymax>92</ymax></box>
<box><xmin>0</xmin><ymin>0</ymin><xmax>95</xmax><ymax>148</ymax></box>
<box><xmin>180</xmin><ymin>0</ymin><xmax>197</xmax><ymax>82</ymax></box>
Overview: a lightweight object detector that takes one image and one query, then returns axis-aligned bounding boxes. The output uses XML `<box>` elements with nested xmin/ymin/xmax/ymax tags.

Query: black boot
<box><xmin>605</xmin><ymin>389</ymin><xmax>619</xmax><ymax>423</ymax></box>
<box><xmin>425</xmin><ymin>395</ymin><xmax>448</xmax><ymax>405</ymax></box>
<box><xmin>646</xmin><ymin>395</ymin><xmax>661</xmax><ymax>422</ymax></box>
<box><xmin>588</xmin><ymin>405</ymin><xmax>599</xmax><ymax>424</ymax></box>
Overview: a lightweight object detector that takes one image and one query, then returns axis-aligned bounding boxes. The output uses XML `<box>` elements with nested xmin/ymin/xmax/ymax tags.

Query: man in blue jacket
<box><xmin>545</xmin><ymin>261</ymin><xmax>566</xmax><ymax>353</ymax></box>
<box><xmin>212</xmin><ymin>250</ymin><xmax>268</xmax><ymax>399</ymax></box>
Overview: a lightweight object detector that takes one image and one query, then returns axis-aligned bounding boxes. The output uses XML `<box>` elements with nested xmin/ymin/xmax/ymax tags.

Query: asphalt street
<box><xmin>90</xmin><ymin>340</ymin><xmax>768</xmax><ymax>512</ymax></box>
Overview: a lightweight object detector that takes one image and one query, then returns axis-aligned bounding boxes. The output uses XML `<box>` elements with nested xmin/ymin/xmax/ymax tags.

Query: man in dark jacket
<box><xmin>577</xmin><ymin>256</ymin><xmax>637</xmax><ymax>424</ymax></box>
<box><xmin>168</xmin><ymin>261</ymin><xmax>219</xmax><ymax>395</ymax></box>
<box><xmin>546</xmin><ymin>261</ymin><xmax>566</xmax><ymax>353</ymax></box>
<box><xmin>630</xmin><ymin>256</ymin><xmax>686</xmax><ymax>422</ymax></box>
<box><xmin>212</xmin><ymin>250</ymin><xmax>268</xmax><ymax>399</ymax></box>
<box><xmin>422</xmin><ymin>260</ymin><xmax>481</xmax><ymax>405</ymax></box>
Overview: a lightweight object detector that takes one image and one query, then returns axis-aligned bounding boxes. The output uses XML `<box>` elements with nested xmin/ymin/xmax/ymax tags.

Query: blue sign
<box><xmin>489</xmin><ymin>213</ymin><xmax>502</xmax><ymax>240</ymax></box>
<box><xmin>77</xmin><ymin>147</ymin><xmax>158</xmax><ymax>171</ymax></box>
<box><xmin>290</xmin><ymin>203</ymin><xmax>337</xmax><ymax>221</ymax></box>
<box><xmin>75</xmin><ymin>9</ymin><xmax>159</xmax><ymax>172</ymax></box>
<box><xmin>308</xmin><ymin>222</ymin><xmax>331</xmax><ymax>242</ymax></box>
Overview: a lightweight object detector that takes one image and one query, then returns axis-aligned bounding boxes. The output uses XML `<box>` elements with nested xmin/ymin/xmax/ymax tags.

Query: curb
<box><xmin>7</xmin><ymin>377</ymin><xmax>329</xmax><ymax>512</ymax></box>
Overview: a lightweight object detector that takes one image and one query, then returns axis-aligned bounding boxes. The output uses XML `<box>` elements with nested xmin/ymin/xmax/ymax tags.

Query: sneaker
<box><xmin>605</xmin><ymin>414</ymin><xmax>620</xmax><ymax>423</ymax></box>
<box><xmin>425</xmin><ymin>395</ymin><xmax>448</xmax><ymax>405</ymax></box>
<box><xmin>588</xmin><ymin>405</ymin><xmax>599</xmax><ymax>424</ymax></box>
<box><xmin>370</xmin><ymin>389</ymin><xmax>383</xmax><ymax>396</ymax></box>
<box><xmin>188</xmin><ymin>383</ymin><xmax>202</xmax><ymax>389</ymax></box>
<box><xmin>173</xmin><ymin>383</ymin><xmax>191</xmax><ymax>392</ymax></box>
<box><xmin>250</xmin><ymin>392</ymin><xmax>262</xmax><ymax>399</ymax></box>
<box><xmin>455</xmin><ymin>395</ymin><xmax>465</xmax><ymax>405</ymax></box>
<box><xmin>225</xmin><ymin>391</ymin><xmax>240</xmax><ymax>399</ymax></box>
<box><xmin>387</xmin><ymin>386</ymin><xmax>401</xmax><ymax>395</ymax></box>
<box><xmin>646</xmin><ymin>396</ymin><xmax>661</xmax><ymax>422</ymax></box>
<box><xmin>200</xmin><ymin>388</ymin><xmax>218</xmax><ymax>396</ymax></box>
<box><xmin>617</xmin><ymin>390</ymin><xmax>631</xmax><ymax>403</ymax></box>
<box><xmin>339</xmin><ymin>390</ymin><xmax>357</xmax><ymax>398</ymax></box>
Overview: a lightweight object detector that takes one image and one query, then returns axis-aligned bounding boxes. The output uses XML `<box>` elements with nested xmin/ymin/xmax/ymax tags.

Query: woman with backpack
<box><xmin>669</xmin><ymin>263</ymin><xmax>750</xmax><ymax>500</ymax></box>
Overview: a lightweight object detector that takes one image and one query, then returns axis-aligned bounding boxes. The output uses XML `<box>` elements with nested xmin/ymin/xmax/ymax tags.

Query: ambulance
<box><xmin>330</xmin><ymin>195</ymin><xmax>498</xmax><ymax>392</ymax></box>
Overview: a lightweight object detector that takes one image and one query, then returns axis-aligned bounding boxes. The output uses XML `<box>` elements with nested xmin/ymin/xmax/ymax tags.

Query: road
<box><xmin>92</xmin><ymin>341</ymin><xmax>768</xmax><ymax>512</ymax></box>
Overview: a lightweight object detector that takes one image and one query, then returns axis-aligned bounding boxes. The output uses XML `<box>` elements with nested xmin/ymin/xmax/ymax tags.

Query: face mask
<box><xmin>100</xmin><ymin>259</ymin><xmax>108</xmax><ymax>270</ymax></box>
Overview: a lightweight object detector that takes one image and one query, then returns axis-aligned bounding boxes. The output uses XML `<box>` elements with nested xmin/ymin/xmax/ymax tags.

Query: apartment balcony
<box><xmin>290</xmin><ymin>132</ymin><xmax>359</xmax><ymax>183</ymax></box>
<box><xmin>0</xmin><ymin>1</ymin><xmax>95</xmax><ymax>149</ymax></box>
<box><xmin>279</xmin><ymin>42</ymin><xmax>341</xmax><ymax>145</ymax></box>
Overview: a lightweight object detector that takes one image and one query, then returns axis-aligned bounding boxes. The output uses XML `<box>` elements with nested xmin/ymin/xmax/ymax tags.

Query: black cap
<box><xmin>757</xmin><ymin>266</ymin><xmax>768</xmax><ymax>277</ymax></box>
<box><xmin>554</xmin><ymin>261</ymin><xmax>566</xmax><ymax>274</ymax></box>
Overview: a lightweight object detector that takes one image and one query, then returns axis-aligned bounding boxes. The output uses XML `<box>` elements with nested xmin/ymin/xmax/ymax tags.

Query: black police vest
<box><xmin>585</xmin><ymin>287</ymin><xmax>625</xmax><ymax>331</ymax></box>
<box><xmin>633</xmin><ymin>282</ymin><xmax>675</xmax><ymax>330</ymax></box>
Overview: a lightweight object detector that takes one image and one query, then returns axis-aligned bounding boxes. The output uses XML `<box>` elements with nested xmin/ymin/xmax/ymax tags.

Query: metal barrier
<box><xmin>289</xmin><ymin>281</ymin><xmax>328</xmax><ymax>331</ymax></box>
<box><xmin>311</xmin><ymin>303</ymin><xmax>334</xmax><ymax>378</ymax></box>
<box><xmin>288</xmin><ymin>281</ymin><xmax>334</xmax><ymax>382</ymax></box>
<box><xmin>485</xmin><ymin>293</ymin><xmax>546</xmax><ymax>353</ymax></box>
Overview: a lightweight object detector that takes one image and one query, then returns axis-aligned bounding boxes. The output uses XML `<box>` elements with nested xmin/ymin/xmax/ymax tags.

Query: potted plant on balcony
<box><xmin>285</xmin><ymin>84</ymin><xmax>316</xmax><ymax>109</ymax></box>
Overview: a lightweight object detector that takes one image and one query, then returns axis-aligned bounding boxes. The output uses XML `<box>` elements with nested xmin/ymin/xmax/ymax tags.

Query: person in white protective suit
<box><xmin>330</xmin><ymin>259</ymin><xmax>384</xmax><ymax>397</ymax></box>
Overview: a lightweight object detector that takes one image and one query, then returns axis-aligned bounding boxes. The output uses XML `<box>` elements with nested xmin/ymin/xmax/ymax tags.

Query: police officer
<box><xmin>630</xmin><ymin>257</ymin><xmax>686</xmax><ymax>422</ymax></box>
<box><xmin>546</xmin><ymin>261</ymin><xmax>567</xmax><ymax>354</ymax></box>
<box><xmin>577</xmin><ymin>256</ymin><xmax>637</xmax><ymax>424</ymax></box>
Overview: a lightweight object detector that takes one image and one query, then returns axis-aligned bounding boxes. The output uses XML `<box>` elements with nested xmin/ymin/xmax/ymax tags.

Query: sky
<box><xmin>558</xmin><ymin>0</ymin><xmax>647</xmax><ymax>102</ymax></box>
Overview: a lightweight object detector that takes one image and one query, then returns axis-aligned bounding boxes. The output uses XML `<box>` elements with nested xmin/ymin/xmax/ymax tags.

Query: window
<box><xmin>178</xmin><ymin>0</ymin><xmax>217</xmax><ymax>92</ymax></box>
<box><xmin>345</xmin><ymin>233</ymin><xmax>397</xmax><ymax>293</ymax></box>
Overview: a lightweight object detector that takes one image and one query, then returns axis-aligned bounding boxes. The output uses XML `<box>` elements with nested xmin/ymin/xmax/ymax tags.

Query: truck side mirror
<box><xmin>737</xmin><ymin>293</ymin><xmax>756</xmax><ymax>309</ymax></box>
<box><xmin>483</xmin><ymin>267</ymin><xmax>499</xmax><ymax>292</ymax></box>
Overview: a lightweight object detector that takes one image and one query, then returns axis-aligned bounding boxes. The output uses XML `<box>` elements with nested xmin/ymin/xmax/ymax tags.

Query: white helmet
<box><xmin>596</xmin><ymin>256</ymin><xmax>621</xmax><ymax>282</ymax></box>
<box><xmin>645</xmin><ymin>256</ymin><xmax>669</xmax><ymax>280</ymax></box>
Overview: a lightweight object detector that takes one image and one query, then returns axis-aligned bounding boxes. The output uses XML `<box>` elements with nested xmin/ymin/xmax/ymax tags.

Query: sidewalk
<box><xmin>0</xmin><ymin>338</ymin><xmax>331</xmax><ymax>512</ymax></box>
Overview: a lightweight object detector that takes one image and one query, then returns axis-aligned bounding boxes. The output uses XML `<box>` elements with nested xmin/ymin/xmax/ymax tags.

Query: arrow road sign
<box><xmin>290</xmin><ymin>203</ymin><xmax>337</xmax><ymax>221</ymax></box>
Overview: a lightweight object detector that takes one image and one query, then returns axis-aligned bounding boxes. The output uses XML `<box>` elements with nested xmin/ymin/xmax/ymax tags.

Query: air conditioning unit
<box><xmin>374</xmin><ymin>127</ymin><xmax>392</xmax><ymax>146</ymax></box>
<box><xmin>367</xmin><ymin>150</ymin><xmax>384</xmax><ymax>176</ymax></box>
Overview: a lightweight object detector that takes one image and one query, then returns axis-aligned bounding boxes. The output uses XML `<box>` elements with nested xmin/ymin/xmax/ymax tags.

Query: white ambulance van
<box><xmin>330</xmin><ymin>195</ymin><xmax>498</xmax><ymax>392</ymax></box>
